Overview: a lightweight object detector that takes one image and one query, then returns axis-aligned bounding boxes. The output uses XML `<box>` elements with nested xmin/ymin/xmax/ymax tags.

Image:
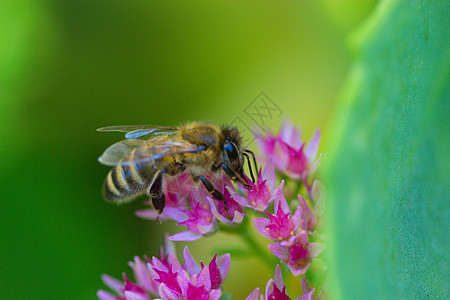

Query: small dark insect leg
<box><xmin>243</xmin><ymin>152</ymin><xmax>256</xmax><ymax>183</ymax></box>
<box><xmin>148</xmin><ymin>171</ymin><xmax>165</xmax><ymax>213</ymax></box>
<box><xmin>220</xmin><ymin>163</ymin><xmax>251</xmax><ymax>188</ymax></box>
<box><xmin>197</xmin><ymin>175</ymin><xmax>225</xmax><ymax>201</ymax></box>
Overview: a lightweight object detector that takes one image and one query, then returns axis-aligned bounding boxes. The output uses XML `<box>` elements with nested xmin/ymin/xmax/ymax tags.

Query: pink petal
<box><xmin>97</xmin><ymin>290</ymin><xmax>118</xmax><ymax>300</ymax></box>
<box><xmin>288</xmin><ymin>262</ymin><xmax>310</xmax><ymax>276</ymax></box>
<box><xmin>182</xmin><ymin>246</ymin><xmax>201</xmax><ymax>276</ymax></box>
<box><xmin>268</xmin><ymin>243</ymin><xmax>289</xmax><ymax>261</ymax></box>
<box><xmin>298</xmin><ymin>195</ymin><xmax>311</xmax><ymax>215</ymax></box>
<box><xmin>245</xmin><ymin>288</ymin><xmax>260</xmax><ymax>300</ymax></box>
<box><xmin>129</xmin><ymin>257</ymin><xmax>157</xmax><ymax>293</ymax></box>
<box><xmin>262</xmin><ymin>162</ymin><xmax>276</xmax><ymax>190</ymax></box>
<box><xmin>151</xmin><ymin>257</ymin><xmax>169</xmax><ymax>272</ymax></box>
<box><xmin>158</xmin><ymin>283</ymin><xmax>183</xmax><ymax>300</ymax></box>
<box><xmin>301</xmin><ymin>277</ymin><xmax>311</xmax><ymax>294</ymax></box>
<box><xmin>164</xmin><ymin>207</ymin><xmax>189</xmax><ymax>222</ymax></box>
<box><xmin>273</xmin><ymin>183</ymin><xmax>288</xmax><ymax>215</ymax></box>
<box><xmin>265</xmin><ymin>181</ymin><xmax>284</xmax><ymax>209</ymax></box>
<box><xmin>167</xmin><ymin>254</ymin><xmax>182</xmax><ymax>273</ymax></box>
<box><xmin>295</xmin><ymin>288</ymin><xmax>315</xmax><ymax>300</ymax></box>
<box><xmin>101</xmin><ymin>274</ymin><xmax>124</xmax><ymax>294</ymax></box>
<box><xmin>227</xmin><ymin>187</ymin><xmax>249</xmax><ymax>207</ymax></box>
<box><xmin>124</xmin><ymin>290</ymin><xmax>148</xmax><ymax>300</ymax></box>
<box><xmin>291</xmin><ymin>207</ymin><xmax>302</xmax><ymax>232</ymax></box>
<box><xmin>285</xmin><ymin>231</ymin><xmax>308</xmax><ymax>247</ymax></box>
<box><xmin>265</xmin><ymin>279</ymin><xmax>275</xmax><ymax>300</ymax></box>
<box><xmin>273</xmin><ymin>142</ymin><xmax>290</xmax><ymax>171</ymax></box>
<box><xmin>253</xmin><ymin>218</ymin><xmax>273</xmax><ymax>240</ymax></box>
<box><xmin>210</xmin><ymin>289</ymin><xmax>223</xmax><ymax>300</ymax></box>
<box><xmin>216</xmin><ymin>253</ymin><xmax>231</xmax><ymax>281</ymax></box>
<box><xmin>304</xmin><ymin>128</ymin><xmax>320</xmax><ymax>162</ymax></box>
<box><xmin>274</xmin><ymin>265</ymin><xmax>284</xmax><ymax>291</ymax></box>
<box><xmin>135</xmin><ymin>209</ymin><xmax>159</xmax><ymax>220</ymax></box>
<box><xmin>280</xmin><ymin>119</ymin><xmax>302</xmax><ymax>149</ymax></box>
<box><xmin>168</xmin><ymin>231</ymin><xmax>202</xmax><ymax>241</ymax></box>
<box><xmin>177</xmin><ymin>270</ymin><xmax>191</xmax><ymax>294</ymax></box>
<box><xmin>197</xmin><ymin>266</ymin><xmax>211</xmax><ymax>290</ymax></box>
<box><xmin>231</xmin><ymin>210</ymin><xmax>245</xmax><ymax>224</ymax></box>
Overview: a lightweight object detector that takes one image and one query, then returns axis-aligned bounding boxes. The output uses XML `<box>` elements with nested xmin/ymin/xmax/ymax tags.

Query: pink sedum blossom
<box><xmin>98</xmin><ymin>244</ymin><xmax>230</xmax><ymax>300</ymax></box>
<box><xmin>256</xmin><ymin>120</ymin><xmax>321</xmax><ymax>181</ymax></box>
<box><xmin>299</xmin><ymin>180</ymin><xmax>326</xmax><ymax>234</ymax></box>
<box><xmin>268</xmin><ymin>231</ymin><xmax>325</xmax><ymax>276</ymax></box>
<box><xmin>253</xmin><ymin>189</ymin><xmax>301</xmax><ymax>241</ymax></box>
<box><xmin>228</xmin><ymin>163</ymin><xmax>284</xmax><ymax>211</ymax></box>
<box><xmin>246</xmin><ymin>265</ymin><xmax>320</xmax><ymax>300</ymax></box>
<box><xmin>182</xmin><ymin>247</ymin><xmax>230</xmax><ymax>290</ymax></box>
<box><xmin>246</xmin><ymin>265</ymin><xmax>291</xmax><ymax>300</ymax></box>
<box><xmin>297</xmin><ymin>277</ymin><xmax>319</xmax><ymax>300</ymax></box>
<box><xmin>165</xmin><ymin>187</ymin><xmax>217</xmax><ymax>241</ymax></box>
<box><xmin>207</xmin><ymin>177</ymin><xmax>245</xmax><ymax>225</ymax></box>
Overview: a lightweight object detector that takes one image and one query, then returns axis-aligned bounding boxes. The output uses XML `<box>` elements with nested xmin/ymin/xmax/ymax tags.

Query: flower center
<box><xmin>288</xmin><ymin>242</ymin><xmax>309</xmax><ymax>265</ymax></box>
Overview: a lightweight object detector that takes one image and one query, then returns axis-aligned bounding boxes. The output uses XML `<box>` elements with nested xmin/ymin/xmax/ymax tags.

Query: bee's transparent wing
<box><xmin>98</xmin><ymin>139</ymin><xmax>148</xmax><ymax>166</ymax></box>
<box><xmin>134</xmin><ymin>141</ymin><xmax>200</xmax><ymax>162</ymax></box>
<box><xmin>125</xmin><ymin>128</ymin><xmax>178</xmax><ymax>140</ymax></box>
<box><xmin>98</xmin><ymin>139</ymin><xmax>201</xmax><ymax>167</ymax></box>
<box><xmin>97</xmin><ymin>125</ymin><xmax>177</xmax><ymax>139</ymax></box>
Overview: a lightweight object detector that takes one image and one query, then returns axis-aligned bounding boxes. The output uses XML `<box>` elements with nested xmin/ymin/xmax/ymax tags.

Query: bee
<box><xmin>97</xmin><ymin>121</ymin><xmax>257</xmax><ymax>212</ymax></box>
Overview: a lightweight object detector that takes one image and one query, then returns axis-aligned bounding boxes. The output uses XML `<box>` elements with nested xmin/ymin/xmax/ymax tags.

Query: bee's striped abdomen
<box><xmin>103</xmin><ymin>149</ymin><xmax>156</xmax><ymax>204</ymax></box>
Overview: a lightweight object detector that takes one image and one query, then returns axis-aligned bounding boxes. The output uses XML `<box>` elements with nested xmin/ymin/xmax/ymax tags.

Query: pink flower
<box><xmin>98</xmin><ymin>273</ymin><xmax>149</xmax><ymax>300</ymax></box>
<box><xmin>165</xmin><ymin>188</ymin><xmax>217</xmax><ymax>241</ymax></box>
<box><xmin>98</xmin><ymin>244</ymin><xmax>229</xmax><ymax>300</ymax></box>
<box><xmin>297</xmin><ymin>277</ymin><xmax>319</xmax><ymax>300</ymax></box>
<box><xmin>253</xmin><ymin>189</ymin><xmax>301</xmax><ymax>241</ymax></box>
<box><xmin>183</xmin><ymin>247</ymin><xmax>231</xmax><ymax>290</ymax></box>
<box><xmin>256</xmin><ymin>120</ymin><xmax>321</xmax><ymax>181</ymax></box>
<box><xmin>207</xmin><ymin>177</ymin><xmax>245</xmax><ymax>225</ymax></box>
<box><xmin>268</xmin><ymin>231</ymin><xmax>325</xmax><ymax>276</ymax></box>
<box><xmin>245</xmin><ymin>265</ymin><xmax>291</xmax><ymax>300</ymax></box>
<box><xmin>299</xmin><ymin>180</ymin><xmax>325</xmax><ymax>234</ymax></box>
<box><xmin>228</xmin><ymin>163</ymin><xmax>284</xmax><ymax>211</ymax></box>
<box><xmin>246</xmin><ymin>265</ymin><xmax>322</xmax><ymax>300</ymax></box>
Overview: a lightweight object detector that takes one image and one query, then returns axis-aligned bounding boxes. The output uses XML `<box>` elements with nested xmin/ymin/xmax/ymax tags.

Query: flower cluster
<box><xmin>98</xmin><ymin>120</ymin><xmax>327</xmax><ymax>299</ymax></box>
<box><xmin>256</xmin><ymin>120</ymin><xmax>321</xmax><ymax>193</ymax></box>
<box><xmin>98</xmin><ymin>241</ymin><xmax>230</xmax><ymax>300</ymax></box>
<box><xmin>246</xmin><ymin>265</ymin><xmax>320</xmax><ymax>300</ymax></box>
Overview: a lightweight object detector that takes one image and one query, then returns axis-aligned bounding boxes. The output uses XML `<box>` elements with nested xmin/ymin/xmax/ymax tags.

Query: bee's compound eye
<box><xmin>223</xmin><ymin>142</ymin><xmax>239</xmax><ymax>162</ymax></box>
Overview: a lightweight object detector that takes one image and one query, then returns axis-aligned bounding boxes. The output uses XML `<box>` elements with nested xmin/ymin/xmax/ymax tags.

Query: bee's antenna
<box><xmin>244</xmin><ymin>149</ymin><xmax>258</xmax><ymax>178</ymax></box>
<box><xmin>243</xmin><ymin>152</ymin><xmax>256</xmax><ymax>183</ymax></box>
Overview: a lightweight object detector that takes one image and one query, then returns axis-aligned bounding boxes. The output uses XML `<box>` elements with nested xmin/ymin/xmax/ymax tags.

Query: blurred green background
<box><xmin>0</xmin><ymin>1</ymin><xmax>376</xmax><ymax>298</ymax></box>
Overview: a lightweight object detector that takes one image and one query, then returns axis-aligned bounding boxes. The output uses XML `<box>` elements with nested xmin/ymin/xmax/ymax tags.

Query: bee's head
<box><xmin>220</xmin><ymin>126</ymin><xmax>250</xmax><ymax>186</ymax></box>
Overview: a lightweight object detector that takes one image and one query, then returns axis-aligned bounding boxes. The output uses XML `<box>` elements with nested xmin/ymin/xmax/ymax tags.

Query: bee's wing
<box><xmin>99</xmin><ymin>139</ymin><xmax>200</xmax><ymax>167</ymax></box>
<box><xmin>98</xmin><ymin>139</ymin><xmax>148</xmax><ymax>166</ymax></box>
<box><xmin>97</xmin><ymin>125</ymin><xmax>177</xmax><ymax>139</ymax></box>
<box><xmin>133</xmin><ymin>141</ymin><xmax>200</xmax><ymax>163</ymax></box>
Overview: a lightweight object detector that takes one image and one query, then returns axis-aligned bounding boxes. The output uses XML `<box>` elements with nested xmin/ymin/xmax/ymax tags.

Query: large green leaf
<box><xmin>325</xmin><ymin>0</ymin><xmax>449</xmax><ymax>298</ymax></box>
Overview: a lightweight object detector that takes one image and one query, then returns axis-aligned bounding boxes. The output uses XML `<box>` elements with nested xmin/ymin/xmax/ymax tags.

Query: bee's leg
<box><xmin>244</xmin><ymin>149</ymin><xmax>258</xmax><ymax>175</ymax></box>
<box><xmin>147</xmin><ymin>171</ymin><xmax>165</xmax><ymax>214</ymax></box>
<box><xmin>196</xmin><ymin>175</ymin><xmax>225</xmax><ymax>201</ymax></box>
<box><xmin>220</xmin><ymin>163</ymin><xmax>252</xmax><ymax>189</ymax></box>
<box><xmin>242</xmin><ymin>152</ymin><xmax>256</xmax><ymax>183</ymax></box>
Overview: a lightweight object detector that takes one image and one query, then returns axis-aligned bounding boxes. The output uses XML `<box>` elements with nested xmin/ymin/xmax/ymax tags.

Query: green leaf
<box><xmin>325</xmin><ymin>0</ymin><xmax>449</xmax><ymax>299</ymax></box>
